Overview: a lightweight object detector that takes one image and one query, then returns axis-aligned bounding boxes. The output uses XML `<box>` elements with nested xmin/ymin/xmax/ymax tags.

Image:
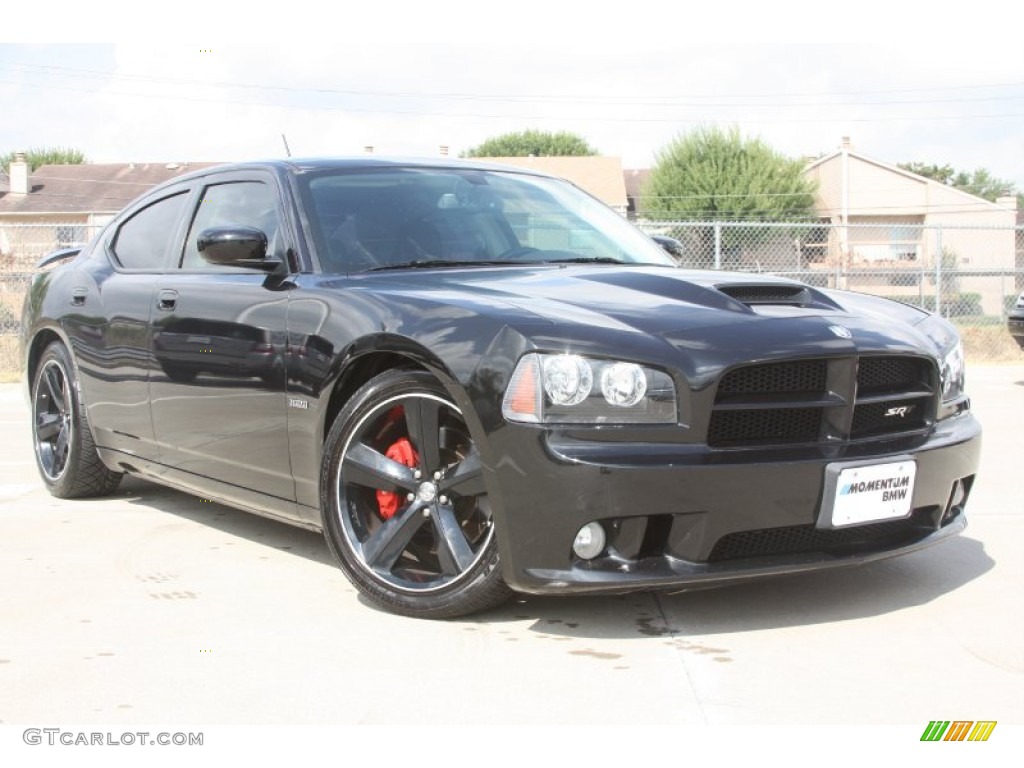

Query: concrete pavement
<box><xmin>1</xmin><ymin>366</ymin><xmax>1021</xmax><ymax>725</ymax></box>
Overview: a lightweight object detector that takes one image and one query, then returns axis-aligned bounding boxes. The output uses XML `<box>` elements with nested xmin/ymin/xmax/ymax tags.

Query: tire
<box><xmin>321</xmin><ymin>369</ymin><xmax>511</xmax><ymax>618</ymax></box>
<box><xmin>259</xmin><ymin>359</ymin><xmax>286</xmax><ymax>388</ymax></box>
<box><xmin>31</xmin><ymin>342</ymin><xmax>123</xmax><ymax>498</ymax></box>
<box><xmin>163</xmin><ymin>364</ymin><xmax>197</xmax><ymax>383</ymax></box>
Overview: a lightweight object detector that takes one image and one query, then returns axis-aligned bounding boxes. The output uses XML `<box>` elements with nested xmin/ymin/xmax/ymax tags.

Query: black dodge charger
<box><xmin>20</xmin><ymin>158</ymin><xmax>981</xmax><ymax>618</ymax></box>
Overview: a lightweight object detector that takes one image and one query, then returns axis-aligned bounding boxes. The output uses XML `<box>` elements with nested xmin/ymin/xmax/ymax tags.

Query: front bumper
<box><xmin>487</xmin><ymin>412</ymin><xmax>981</xmax><ymax>594</ymax></box>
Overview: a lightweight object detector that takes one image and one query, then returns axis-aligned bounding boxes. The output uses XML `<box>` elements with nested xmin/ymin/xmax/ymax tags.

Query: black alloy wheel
<box><xmin>31</xmin><ymin>342</ymin><xmax>122</xmax><ymax>498</ymax></box>
<box><xmin>321</xmin><ymin>369</ymin><xmax>510</xmax><ymax>618</ymax></box>
<box><xmin>34</xmin><ymin>356</ymin><xmax>73</xmax><ymax>482</ymax></box>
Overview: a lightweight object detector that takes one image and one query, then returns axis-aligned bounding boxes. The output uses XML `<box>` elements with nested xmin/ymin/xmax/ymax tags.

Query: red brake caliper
<box><xmin>376</xmin><ymin>436</ymin><xmax>419</xmax><ymax>520</ymax></box>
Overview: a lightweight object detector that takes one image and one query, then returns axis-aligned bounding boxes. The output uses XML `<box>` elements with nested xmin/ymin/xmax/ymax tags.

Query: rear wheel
<box><xmin>321</xmin><ymin>369</ymin><xmax>510</xmax><ymax>618</ymax></box>
<box><xmin>31</xmin><ymin>342</ymin><xmax>122</xmax><ymax>498</ymax></box>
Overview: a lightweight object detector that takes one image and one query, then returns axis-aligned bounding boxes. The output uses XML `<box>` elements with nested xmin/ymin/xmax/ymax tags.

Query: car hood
<box><xmin>366</xmin><ymin>264</ymin><xmax>930</xmax><ymax>337</ymax></box>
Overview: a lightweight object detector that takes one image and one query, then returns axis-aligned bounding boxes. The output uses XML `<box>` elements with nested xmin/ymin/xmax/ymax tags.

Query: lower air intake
<box><xmin>708</xmin><ymin>508</ymin><xmax>940</xmax><ymax>562</ymax></box>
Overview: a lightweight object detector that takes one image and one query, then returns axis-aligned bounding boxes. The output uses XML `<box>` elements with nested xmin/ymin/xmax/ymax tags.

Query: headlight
<box><xmin>940</xmin><ymin>340</ymin><xmax>965</xmax><ymax>402</ymax></box>
<box><xmin>541</xmin><ymin>354</ymin><xmax>593</xmax><ymax>406</ymax></box>
<box><xmin>502</xmin><ymin>353</ymin><xmax>677</xmax><ymax>424</ymax></box>
<box><xmin>601</xmin><ymin>362</ymin><xmax>648</xmax><ymax>407</ymax></box>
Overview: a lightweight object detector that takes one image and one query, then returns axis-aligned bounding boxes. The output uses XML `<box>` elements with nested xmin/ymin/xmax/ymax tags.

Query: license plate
<box><xmin>820</xmin><ymin>459</ymin><xmax>917</xmax><ymax>528</ymax></box>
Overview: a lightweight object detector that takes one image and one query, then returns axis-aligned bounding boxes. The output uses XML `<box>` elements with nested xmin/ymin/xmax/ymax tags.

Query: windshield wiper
<box><xmin>366</xmin><ymin>256</ymin><xmax>625</xmax><ymax>272</ymax></box>
<box><xmin>366</xmin><ymin>259</ymin><xmax>514</xmax><ymax>272</ymax></box>
<box><xmin>542</xmin><ymin>257</ymin><xmax>624</xmax><ymax>265</ymax></box>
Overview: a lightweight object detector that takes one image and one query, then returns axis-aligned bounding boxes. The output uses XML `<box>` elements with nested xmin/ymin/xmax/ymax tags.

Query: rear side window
<box><xmin>111</xmin><ymin>191</ymin><xmax>189</xmax><ymax>270</ymax></box>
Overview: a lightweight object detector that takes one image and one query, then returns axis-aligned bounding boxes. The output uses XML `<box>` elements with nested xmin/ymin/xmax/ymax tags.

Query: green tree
<box><xmin>897</xmin><ymin>162</ymin><xmax>955</xmax><ymax>185</ymax></box>
<box><xmin>950</xmin><ymin>168</ymin><xmax>1014</xmax><ymax>201</ymax></box>
<box><xmin>897</xmin><ymin>161</ymin><xmax>1016</xmax><ymax>203</ymax></box>
<box><xmin>641</xmin><ymin>126</ymin><xmax>817</xmax><ymax>221</ymax></box>
<box><xmin>2</xmin><ymin>146</ymin><xmax>87</xmax><ymax>173</ymax></box>
<box><xmin>462</xmin><ymin>130</ymin><xmax>597</xmax><ymax>158</ymax></box>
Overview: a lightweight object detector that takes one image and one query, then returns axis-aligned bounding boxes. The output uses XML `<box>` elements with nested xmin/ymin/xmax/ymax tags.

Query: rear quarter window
<box><xmin>111</xmin><ymin>191</ymin><xmax>189</xmax><ymax>270</ymax></box>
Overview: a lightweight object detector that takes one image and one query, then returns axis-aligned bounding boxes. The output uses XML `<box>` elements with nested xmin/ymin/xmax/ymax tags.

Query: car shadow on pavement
<box><xmin>113</xmin><ymin>476</ymin><xmax>995</xmax><ymax>638</ymax></box>
<box><xmin>117</xmin><ymin>476</ymin><xmax>334</xmax><ymax>567</ymax></box>
<box><xmin>476</xmin><ymin>534</ymin><xmax>994</xmax><ymax>639</ymax></box>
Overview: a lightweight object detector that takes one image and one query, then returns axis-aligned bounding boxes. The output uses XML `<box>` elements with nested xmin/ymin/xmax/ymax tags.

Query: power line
<box><xmin>3</xmin><ymin>58</ymin><xmax>1022</xmax><ymax>103</ymax></box>
<box><xmin>24</xmin><ymin>173</ymin><xmax>209</xmax><ymax>187</ymax></box>
<box><xmin>5</xmin><ymin>187</ymin><xmax>1014</xmax><ymax>216</ymax></box>
<box><xmin>2</xmin><ymin>77</ymin><xmax>1022</xmax><ymax>124</ymax></box>
<box><xmin>13</xmin><ymin>171</ymin><xmax>1018</xmax><ymax>202</ymax></box>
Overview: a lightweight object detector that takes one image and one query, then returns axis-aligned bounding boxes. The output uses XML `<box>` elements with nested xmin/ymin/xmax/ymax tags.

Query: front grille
<box><xmin>857</xmin><ymin>357</ymin><xmax>928</xmax><ymax>394</ymax></box>
<box><xmin>709</xmin><ymin>355</ymin><xmax>936</xmax><ymax>448</ymax></box>
<box><xmin>708</xmin><ymin>510</ymin><xmax>938</xmax><ymax>562</ymax></box>
<box><xmin>708</xmin><ymin>408</ymin><xmax>821</xmax><ymax>447</ymax></box>
<box><xmin>717</xmin><ymin>360</ymin><xmax>827</xmax><ymax>398</ymax></box>
<box><xmin>851</xmin><ymin>397</ymin><xmax>929</xmax><ymax>439</ymax></box>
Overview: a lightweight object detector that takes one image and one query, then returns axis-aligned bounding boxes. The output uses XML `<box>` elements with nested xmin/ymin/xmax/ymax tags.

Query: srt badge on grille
<box><xmin>884</xmin><ymin>405</ymin><xmax>913</xmax><ymax>418</ymax></box>
<box><xmin>829</xmin><ymin>325</ymin><xmax>853</xmax><ymax>339</ymax></box>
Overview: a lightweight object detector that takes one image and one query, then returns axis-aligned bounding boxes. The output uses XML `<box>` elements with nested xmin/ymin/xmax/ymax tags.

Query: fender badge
<box><xmin>829</xmin><ymin>325</ymin><xmax>853</xmax><ymax>339</ymax></box>
<box><xmin>288</xmin><ymin>397</ymin><xmax>308</xmax><ymax>410</ymax></box>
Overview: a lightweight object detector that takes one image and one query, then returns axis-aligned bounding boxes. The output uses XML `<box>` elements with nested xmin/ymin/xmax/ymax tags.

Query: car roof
<box><xmin>170</xmin><ymin>156</ymin><xmax>560</xmax><ymax>183</ymax></box>
<box><xmin>120</xmin><ymin>157</ymin><xmax>571</xmax><ymax>219</ymax></box>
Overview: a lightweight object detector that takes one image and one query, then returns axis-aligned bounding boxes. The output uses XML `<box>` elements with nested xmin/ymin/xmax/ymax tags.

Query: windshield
<box><xmin>298</xmin><ymin>167</ymin><xmax>674</xmax><ymax>272</ymax></box>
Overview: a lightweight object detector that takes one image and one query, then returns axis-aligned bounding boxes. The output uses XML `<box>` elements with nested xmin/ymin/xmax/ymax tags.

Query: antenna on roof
<box><xmin>281</xmin><ymin>134</ymin><xmax>292</xmax><ymax>158</ymax></box>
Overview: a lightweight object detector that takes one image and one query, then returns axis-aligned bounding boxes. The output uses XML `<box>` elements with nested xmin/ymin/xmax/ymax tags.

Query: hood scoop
<box><xmin>716</xmin><ymin>282</ymin><xmax>842</xmax><ymax>311</ymax></box>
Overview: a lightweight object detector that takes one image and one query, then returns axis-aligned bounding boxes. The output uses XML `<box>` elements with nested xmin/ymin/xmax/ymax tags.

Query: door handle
<box><xmin>71</xmin><ymin>287</ymin><xmax>88</xmax><ymax>306</ymax></box>
<box><xmin>157</xmin><ymin>289</ymin><xmax>178</xmax><ymax>311</ymax></box>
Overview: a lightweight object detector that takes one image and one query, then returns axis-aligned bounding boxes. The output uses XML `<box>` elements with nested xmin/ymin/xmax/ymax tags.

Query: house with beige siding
<box><xmin>470</xmin><ymin>156</ymin><xmax>629</xmax><ymax>216</ymax></box>
<box><xmin>803</xmin><ymin>139</ymin><xmax>1018</xmax><ymax>312</ymax></box>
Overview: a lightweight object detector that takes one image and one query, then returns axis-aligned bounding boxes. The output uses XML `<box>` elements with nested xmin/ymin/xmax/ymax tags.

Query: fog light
<box><xmin>572</xmin><ymin>522</ymin><xmax>606</xmax><ymax>560</ymax></box>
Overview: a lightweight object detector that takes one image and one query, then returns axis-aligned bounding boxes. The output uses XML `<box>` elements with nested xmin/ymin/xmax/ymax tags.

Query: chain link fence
<box><xmin>1</xmin><ymin>220</ymin><xmax>1022</xmax><ymax>379</ymax></box>
<box><xmin>637</xmin><ymin>220</ymin><xmax>1024</xmax><ymax>362</ymax></box>
<box><xmin>0</xmin><ymin>222</ymin><xmax>108</xmax><ymax>379</ymax></box>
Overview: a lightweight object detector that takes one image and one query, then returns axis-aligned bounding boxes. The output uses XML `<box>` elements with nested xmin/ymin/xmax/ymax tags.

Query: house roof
<box><xmin>0</xmin><ymin>162</ymin><xmax>222</xmax><ymax>215</ymax></box>
<box><xmin>470</xmin><ymin>156</ymin><xmax>628</xmax><ymax>208</ymax></box>
<box><xmin>804</xmin><ymin>148</ymin><xmax>1006</xmax><ymax>210</ymax></box>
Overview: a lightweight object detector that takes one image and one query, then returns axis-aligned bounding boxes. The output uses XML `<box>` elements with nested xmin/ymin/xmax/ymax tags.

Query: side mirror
<box><xmin>651</xmin><ymin>235</ymin><xmax>684</xmax><ymax>261</ymax></box>
<box><xmin>197</xmin><ymin>226</ymin><xmax>279</xmax><ymax>270</ymax></box>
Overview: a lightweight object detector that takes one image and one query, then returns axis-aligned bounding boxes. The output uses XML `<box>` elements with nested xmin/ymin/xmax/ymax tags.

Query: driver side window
<box><xmin>180</xmin><ymin>181</ymin><xmax>279</xmax><ymax>269</ymax></box>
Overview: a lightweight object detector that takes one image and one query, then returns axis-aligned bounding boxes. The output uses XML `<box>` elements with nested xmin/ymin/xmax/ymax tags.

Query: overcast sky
<box><xmin>3</xmin><ymin>6</ymin><xmax>1023</xmax><ymax>189</ymax></box>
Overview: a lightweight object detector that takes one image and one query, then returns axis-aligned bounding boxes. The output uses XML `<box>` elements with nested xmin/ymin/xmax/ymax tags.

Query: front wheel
<box><xmin>320</xmin><ymin>369</ymin><xmax>510</xmax><ymax>618</ymax></box>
